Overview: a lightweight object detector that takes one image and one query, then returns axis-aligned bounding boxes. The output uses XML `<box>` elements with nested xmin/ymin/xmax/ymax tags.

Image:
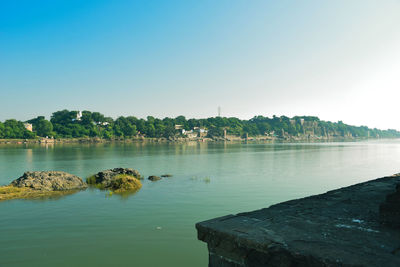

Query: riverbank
<box><xmin>0</xmin><ymin>135</ymin><xmax>383</xmax><ymax>145</ymax></box>
<box><xmin>0</xmin><ymin>137</ymin><xmax>213</xmax><ymax>144</ymax></box>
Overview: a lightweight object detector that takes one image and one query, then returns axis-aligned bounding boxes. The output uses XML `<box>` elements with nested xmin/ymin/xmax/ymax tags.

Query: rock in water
<box><xmin>87</xmin><ymin>168</ymin><xmax>142</xmax><ymax>192</ymax></box>
<box><xmin>108</xmin><ymin>175</ymin><xmax>142</xmax><ymax>192</ymax></box>
<box><xmin>87</xmin><ymin>168</ymin><xmax>141</xmax><ymax>187</ymax></box>
<box><xmin>148</xmin><ymin>175</ymin><xmax>161</xmax><ymax>181</ymax></box>
<box><xmin>11</xmin><ymin>171</ymin><xmax>87</xmax><ymax>191</ymax></box>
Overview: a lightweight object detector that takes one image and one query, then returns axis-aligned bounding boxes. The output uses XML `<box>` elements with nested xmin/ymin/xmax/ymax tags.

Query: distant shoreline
<box><xmin>2</xmin><ymin>110</ymin><xmax>399</xmax><ymax>142</ymax></box>
<box><xmin>0</xmin><ymin>135</ymin><xmax>393</xmax><ymax>145</ymax></box>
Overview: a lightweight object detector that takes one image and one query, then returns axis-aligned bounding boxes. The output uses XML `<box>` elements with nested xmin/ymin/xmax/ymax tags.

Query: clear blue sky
<box><xmin>1</xmin><ymin>0</ymin><xmax>400</xmax><ymax>129</ymax></box>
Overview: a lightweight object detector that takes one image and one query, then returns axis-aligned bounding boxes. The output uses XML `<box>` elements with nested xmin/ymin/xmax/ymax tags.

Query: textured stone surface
<box><xmin>380</xmin><ymin>178</ymin><xmax>400</xmax><ymax>228</ymax></box>
<box><xmin>11</xmin><ymin>171</ymin><xmax>87</xmax><ymax>191</ymax></box>
<box><xmin>196</xmin><ymin>174</ymin><xmax>400</xmax><ymax>267</ymax></box>
<box><xmin>90</xmin><ymin>168</ymin><xmax>141</xmax><ymax>188</ymax></box>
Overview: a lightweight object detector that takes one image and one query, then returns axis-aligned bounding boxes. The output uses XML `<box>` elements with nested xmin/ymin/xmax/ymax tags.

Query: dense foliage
<box><xmin>0</xmin><ymin>109</ymin><xmax>399</xmax><ymax>139</ymax></box>
<box><xmin>0</xmin><ymin>119</ymin><xmax>36</xmax><ymax>139</ymax></box>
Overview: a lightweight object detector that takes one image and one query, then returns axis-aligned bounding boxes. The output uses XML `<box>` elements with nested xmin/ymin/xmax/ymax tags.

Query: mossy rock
<box><xmin>0</xmin><ymin>185</ymin><xmax>79</xmax><ymax>201</ymax></box>
<box><xmin>109</xmin><ymin>174</ymin><xmax>142</xmax><ymax>193</ymax></box>
<box><xmin>11</xmin><ymin>171</ymin><xmax>87</xmax><ymax>191</ymax></box>
<box><xmin>87</xmin><ymin>168</ymin><xmax>142</xmax><ymax>193</ymax></box>
<box><xmin>1</xmin><ymin>171</ymin><xmax>87</xmax><ymax>201</ymax></box>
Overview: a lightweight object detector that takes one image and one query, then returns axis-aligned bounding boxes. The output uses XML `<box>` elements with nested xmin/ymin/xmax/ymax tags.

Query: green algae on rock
<box><xmin>12</xmin><ymin>171</ymin><xmax>87</xmax><ymax>191</ymax></box>
<box><xmin>0</xmin><ymin>185</ymin><xmax>79</xmax><ymax>201</ymax></box>
<box><xmin>108</xmin><ymin>174</ymin><xmax>142</xmax><ymax>193</ymax></box>
<box><xmin>1</xmin><ymin>171</ymin><xmax>87</xmax><ymax>201</ymax></box>
<box><xmin>87</xmin><ymin>168</ymin><xmax>142</xmax><ymax>193</ymax></box>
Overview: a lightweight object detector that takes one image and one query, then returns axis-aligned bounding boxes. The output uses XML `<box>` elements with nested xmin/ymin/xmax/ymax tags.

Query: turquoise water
<box><xmin>1</xmin><ymin>140</ymin><xmax>400</xmax><ymax>266</ymax></box>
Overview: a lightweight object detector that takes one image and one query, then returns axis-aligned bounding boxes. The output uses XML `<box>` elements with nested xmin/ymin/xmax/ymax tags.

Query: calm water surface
<box><xmin>1</xmin><ymin>140</ymin><xmax>400</xmax><ymax>266</ymax></box>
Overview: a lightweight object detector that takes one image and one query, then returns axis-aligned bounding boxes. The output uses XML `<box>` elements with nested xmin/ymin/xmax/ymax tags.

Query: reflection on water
<box><xmin>109</xmin><ymin>189</ymin><xmax>140</xmax><ymax>199</ymax></box>
<box><xmin>0</xmin><ymin>187</ymin><xmax>83</xmax><ymax>202</ymax></box>
<box><xmin>0</xmin><ymin>140</ymin><xmax>400</xmax><ymax>266</ymax></box>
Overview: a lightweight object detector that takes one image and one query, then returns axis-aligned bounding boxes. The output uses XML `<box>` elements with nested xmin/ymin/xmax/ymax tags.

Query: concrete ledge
<box><xmin>196</xmin><ymin>175</ymin><xmax>400</xmax><ymax>267</ymax></box>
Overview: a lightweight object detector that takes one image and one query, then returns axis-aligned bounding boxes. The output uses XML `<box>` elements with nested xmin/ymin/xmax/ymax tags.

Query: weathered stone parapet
<box><xmin>196</xmin><ymin>175</ymin><xmax>400</xmax><ymax>266</ymax></box>
<box><xmin>380</xmin><ymin>178</ymin><xmax>400</xmax><ymax>228</ymax></box>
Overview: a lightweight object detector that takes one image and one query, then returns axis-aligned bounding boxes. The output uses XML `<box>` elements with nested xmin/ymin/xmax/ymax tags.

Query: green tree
<box><xmin>27</xmin><ymin>116</ymin><xmax>53</xmax><ymax>137</ymax></box>
<box><xmin>1</xmin><ymin>119</ymin><xmax>36</xmax><ymax>139</ymax></box>
<box><xmin>146</xmin><ymin>124</ymin><xmax>156</xmax><ymax>137</ymax></box>
<box><xmin>91</xmin><ymin>112</ymin><xmax>106</xmax><ymax>123</ymax></box>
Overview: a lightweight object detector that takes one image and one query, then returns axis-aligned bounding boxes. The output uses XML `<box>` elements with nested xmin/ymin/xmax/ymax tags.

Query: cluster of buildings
<box><xmin>174</xmin><ymin>125</ymin><xmax>208</xmax><ymax>138</ymax></box>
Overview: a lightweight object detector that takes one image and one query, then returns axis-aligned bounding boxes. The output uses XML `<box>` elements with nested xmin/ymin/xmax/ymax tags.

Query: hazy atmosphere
<box><xmin>2</xmin><ymin>2</ymin><xmax>400</xmax><ymax>267</ymax></box>
<box><xmin>1</xmin><ymin>0</ymin><xmax>400</xmax><ymax>129</ymax></box>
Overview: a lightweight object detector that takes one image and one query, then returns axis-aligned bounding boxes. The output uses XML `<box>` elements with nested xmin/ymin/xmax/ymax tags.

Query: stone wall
<box><xmin>196</xmin><ymin>175</ymin><xmax>400</xmax><ymax>267</ymax></box>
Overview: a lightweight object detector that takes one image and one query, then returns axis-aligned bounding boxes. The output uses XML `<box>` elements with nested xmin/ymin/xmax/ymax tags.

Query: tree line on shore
<box><xmin>0</xmin><ymin>109</ymin><xmax>399</xmax><ymax>139</ymax></box>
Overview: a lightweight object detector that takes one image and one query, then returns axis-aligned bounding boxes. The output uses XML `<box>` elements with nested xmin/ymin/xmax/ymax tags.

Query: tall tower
<box><xmin>218</xmin><ymin>106</ymin><xmax>221</xmax><ymax>117</ymax></box>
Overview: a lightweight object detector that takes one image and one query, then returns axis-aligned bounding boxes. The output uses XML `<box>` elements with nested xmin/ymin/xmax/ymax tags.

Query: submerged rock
<box><xmin>87</xmin><ymin>168</ymin><xmax>142</xmax><ymax>192</ymax></box>
<box><xmin>0</xmin><ymin>185</ymin><xmax>79</xmax><ymax>201</ymax></box>
<box><xmin>161</xmin><ymin>174</ymin><xmax>173</xmax><ymax>177</ymax></box>
<box><xmin>148</xmin><ymin>175</ymin><xmax>161</xmax><ymax>181</ymax></box>
<box><xmin>11</xmin><ymin>171</ymin><xmax>87</xmax><ymax>191</ymax></box>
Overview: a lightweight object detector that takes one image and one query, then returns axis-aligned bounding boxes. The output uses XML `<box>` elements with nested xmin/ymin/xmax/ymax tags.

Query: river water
<box><xmin>1</xmin><ymin>140</ymin><xmax>400</xmax><ymax>266</ymax></box>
